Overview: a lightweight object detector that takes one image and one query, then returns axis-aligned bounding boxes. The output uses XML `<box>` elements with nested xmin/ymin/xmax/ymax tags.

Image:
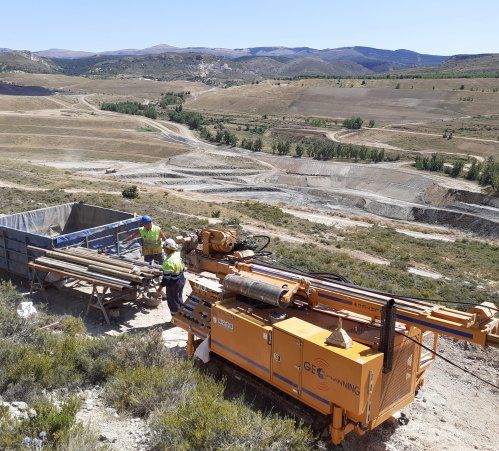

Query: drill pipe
<box><xmin>223</xmin><ymin>274</ymin><xmax>289</xmax><ymax>308</ymax></box>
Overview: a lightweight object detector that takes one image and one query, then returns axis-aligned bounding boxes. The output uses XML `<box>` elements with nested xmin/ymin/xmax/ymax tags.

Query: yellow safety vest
<box><xmin>139</xmin><ymin>224</ymin><xmax>162</xmax><ymax>256</ymax></box>
<box><xmin>162</xmin><ymin>251</ymin><xmax>185</xmax><ymax>275</ymax></box>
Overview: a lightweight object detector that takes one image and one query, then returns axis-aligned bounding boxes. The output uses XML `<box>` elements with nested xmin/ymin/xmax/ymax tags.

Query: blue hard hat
<box><xmin>141</xmin><ymin>215</ymin><xmax>152</xmax><ymax>224</ymax></box>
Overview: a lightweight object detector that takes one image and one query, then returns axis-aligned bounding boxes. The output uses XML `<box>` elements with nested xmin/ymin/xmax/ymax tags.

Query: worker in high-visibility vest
<box><xmin>156</xmin><ymin>238</ymin><xmax>185</xmax><ymax>314</ymax></box>
<box><xmin>123</xmin><ymin>215</ymin><xmax>167</xmax><ymax>265</ymax></box>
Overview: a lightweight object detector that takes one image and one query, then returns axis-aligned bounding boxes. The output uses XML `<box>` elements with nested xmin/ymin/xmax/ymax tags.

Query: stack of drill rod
<box><xmin>28</xmin><ymin>246</ymin><xmax>163</xmax><ymax>290</ymax></box>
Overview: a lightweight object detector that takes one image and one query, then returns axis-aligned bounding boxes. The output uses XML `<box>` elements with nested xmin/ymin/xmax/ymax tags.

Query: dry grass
<box><xmin>186</xmin><ymin>78</ymin><xmax>499</xmax><ymax>123</ymax></box>
<box><xmin>340</xmin><ymin>128</ymin><xmax>499</xmax><ymax>158</ymax></box>
<box><xmin>0</xmin><ymin>112</ymin><xmax>188</xmax><ymax>162</ymax></box>
<box><xmin>0</xmin><ymin>94</ymin><xmax>63</xmax><ymax>111</ymax></box>
<box><xmin>391</xmin><ymin>114</ymin><xmax>499</xmax><ymax>140</ymax></box>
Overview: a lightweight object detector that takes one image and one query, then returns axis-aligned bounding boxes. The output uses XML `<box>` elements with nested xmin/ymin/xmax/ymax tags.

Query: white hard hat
<box><xmin>163</xmin><ymin>238</ymin><xmax>178</xmax><ymax>251</ymax></box>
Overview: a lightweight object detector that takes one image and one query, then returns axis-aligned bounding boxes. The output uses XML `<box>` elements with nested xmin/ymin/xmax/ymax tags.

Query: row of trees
<box><xmin>267</xmin><ymin>139</ymin><xmax>397</xmax><ymax>162</ymax></box>
<box><xmin>414</xmin><ymin>154</ymin><xmax>498</xmax><ymax>190</ymax></box>
<box><xmin>167</xmin><ymin>107</ymin><xmax>204</xmax><ymax>129</ymax></box>
<box><xmin>241</xmin><ymin>137</ymin><xmax>263</xmax><ymax>151</ymax></box>
<box><xmin>414</xmin><ymin>154</ymin><xmax>445</xmax><ymax>172</ymax></box>
<box><xmin>101</xmin><ymin>102</ymin><xmax>157</xmax><ymax>119</ymax></box>
<box><xmin>305</xmin><ymin>140</ymin><xmax>396</xmax><ymax>162</ymax></box>
<box><xmin>214</xmin><ymin>129</ymin><xmax>238</xmax><ymax>146</ymax></box>
<box><xmin>271</xmin><ymin>141</ymin><xmax>292</xmax><ymax>156</ymax></box>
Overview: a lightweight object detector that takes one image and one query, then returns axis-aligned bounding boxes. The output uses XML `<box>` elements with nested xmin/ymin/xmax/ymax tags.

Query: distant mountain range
<box><xmin>33</xmin><ymin>44</ymin><xmax>448</xmax><ymax>68</ymax></box>
<box><xmin>0</xmin><ymin>45</ymin><xmax>497</xmax><ymax>83</ymax></box>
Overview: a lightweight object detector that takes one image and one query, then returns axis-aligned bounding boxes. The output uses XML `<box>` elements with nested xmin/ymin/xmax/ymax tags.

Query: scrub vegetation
<box><xmin>0</xmin><ymin>283</ymin><xmax>314</xmax><ymax>449</ymax></box>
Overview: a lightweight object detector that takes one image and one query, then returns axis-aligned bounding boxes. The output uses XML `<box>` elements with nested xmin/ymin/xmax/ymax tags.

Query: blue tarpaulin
<box><xmin>0</xmin><ymin>202</ymin><xmax>140</xmax><ymax>278</ymax></box>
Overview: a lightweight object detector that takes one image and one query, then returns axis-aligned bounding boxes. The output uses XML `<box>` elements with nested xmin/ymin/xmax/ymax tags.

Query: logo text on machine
<box><xmin>304</xmin><ymin>359</ymin><xmax>360</xmax><ymax>396</ymax></box>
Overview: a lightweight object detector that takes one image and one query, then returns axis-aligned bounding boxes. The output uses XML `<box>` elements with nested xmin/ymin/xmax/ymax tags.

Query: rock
<box><xmin>440</xmin><ymin>418</ymin><xmax>447</xmax><ymax>422</ymax></box>
<box><xmin>11</xmin><ymin>401</ymin><xmax>27</xmax><ymax>410</ymax></box>
<box><xmin>99</xmin><ymin>434</ymin><xmax>108</xmax><ymax>442</ymax></box>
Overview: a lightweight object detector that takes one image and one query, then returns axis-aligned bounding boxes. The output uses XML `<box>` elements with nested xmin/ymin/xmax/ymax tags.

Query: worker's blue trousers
<box><xmin>161</xmin><ymin>272</ymin><xmax>186</xmax><ymax>313</ymax></box>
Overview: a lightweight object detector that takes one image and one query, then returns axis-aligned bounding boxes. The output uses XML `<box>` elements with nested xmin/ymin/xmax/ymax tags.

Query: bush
<box><xmin>342</xmin><ymin>117</ymin><xmax>363</xmax><ymax>129</ymax></box>
<box><xmin>0</xmin><ymin>397</ymin><xmax>81</xmax><ymax>450</ymax></box>
<box><xmin>449</xmin><ymin>160</ymin><xmax>465</xmax><ymax>178</ymax></box>
<box><xmin>0</xmin><ymin>281</ymin><xmax>51</xmax><ymax>343</ymax></box>
<box><xmin>104</xmin><ymin>361</ymin><xmax>197</xmax><ymax>417</ymax></box>
<box><xmin>122</xmin><ymin>185</ymin><xmax>139</xmax><ymax>199</ymax></box>
<box><xmin>144</xmin><ymin>106</ymin><xmax>157</xmax><ymax>119</ymax></box>
<box><xmin>211</xmin><ymin>210</ymin><xmax>221</xmax><ymax>218</ymax></box>
<box><xmin>149</xmin><ymin>380</ymin><xmax>314</xmax><ymax>450</ymax></box>
<box><xmin>466</xmin><ymin>160</ymin><xmax>482</xmax><ymax>180</ymax></box>
<box><xmin>0</xmin><ymin>311</ymin><xmax>172</xmax><ymax>401</ymax></box>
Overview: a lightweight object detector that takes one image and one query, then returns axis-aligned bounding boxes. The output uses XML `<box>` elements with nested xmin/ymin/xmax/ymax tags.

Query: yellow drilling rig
<box><xmin>172</xmin><ymin>227</ymin><xmax>498</xmax><ymax>446</ymax></box>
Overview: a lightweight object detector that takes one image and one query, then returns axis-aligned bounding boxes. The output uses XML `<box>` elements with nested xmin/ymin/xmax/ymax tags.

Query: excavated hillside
<box><xmin>43</xmin><ymin>146</ymin><xmax>499</xmax><ymax>238</ymax></box>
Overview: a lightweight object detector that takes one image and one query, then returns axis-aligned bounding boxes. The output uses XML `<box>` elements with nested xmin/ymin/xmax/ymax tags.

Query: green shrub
<box><xmin>231</xmin><ymin>202</ymin><xmax>291</xmax><ymax>226</ymax></box>
<box><xmin>342</xmin><ymin>117</ymin><xmax>363</xmax><ymax>129</ymax></box>
<box><xmin>122</xmin><ymin>185</ymin><xmax>139</xmax><ymax>199</ymax></box>
<box><xmin>105</xmin><ymin>358</ymin><xmax>196</xmax><ymax>417</ymax></box>
<box><xmin>149</xmin><ymin>380</ymin><xmax>314</xmax><ymax>450</ymax></box>
<box><xmin>0</xmin><ymin>281</ymin><xmax>51</xmax><ymax>343</ymax></box>
<box><xmin>60</xmin><ymin>316</ymin><xmax>86</xmax><ymax>336</ymax></box>
<box><xmin>0</xmin><ymin>397</ymin><xmax>81</xmax><ymax>449</ymax></box>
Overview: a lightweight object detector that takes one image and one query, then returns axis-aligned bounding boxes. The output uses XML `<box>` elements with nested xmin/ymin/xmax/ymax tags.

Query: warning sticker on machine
<box><xmin>214</xmin><ymin>318</ymin><xmax>234</xmax><ymax>332</ymax></box>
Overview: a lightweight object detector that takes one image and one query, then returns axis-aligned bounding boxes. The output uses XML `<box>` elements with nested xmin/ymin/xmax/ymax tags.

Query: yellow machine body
<box><xmin>173</xmin><ymin>228</ymin><xmax>498</xmax><ymax>445</ymax></box>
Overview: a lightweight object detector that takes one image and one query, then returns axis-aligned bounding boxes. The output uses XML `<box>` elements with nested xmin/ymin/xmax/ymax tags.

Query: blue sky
<box><xmin>1</xmin><ymin>0</ymin><xmax>498</xmax><ymax>55</ymax></box>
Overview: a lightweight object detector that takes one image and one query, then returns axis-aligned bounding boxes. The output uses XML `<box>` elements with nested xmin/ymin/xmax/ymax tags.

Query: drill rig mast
<box><xmin>172</xmin><ymin>228</ymin><xmax>498</xmax><ymax>445</ymax></box>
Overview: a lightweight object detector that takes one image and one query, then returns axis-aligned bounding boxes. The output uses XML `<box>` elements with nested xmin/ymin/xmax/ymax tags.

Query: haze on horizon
<box><xmin>1</xmin><ymin>0</ymin><xmax>498</xmax><ymax>56</ymax></box>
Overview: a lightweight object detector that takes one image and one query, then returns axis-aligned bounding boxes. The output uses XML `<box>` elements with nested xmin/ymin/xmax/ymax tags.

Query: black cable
<box><xmin>308</xmin><ymin>271</ymin><xmax>351</xmax><ymax>284</ymax></box>
<box><xmin>399</xmin><ymin>297</ymin><xmax>499</xmax><ymax>313</ymax></box>
<box><xmin>259</xmin><ymin>255</ymin><xmax>498</xmax><ymax>314</ymax></box>
<box><xmin>398</xmin><ymin>331</ymin><xmax>499</xmax><ymax>390</ymax></box>
<box><xmin>254</xmin><ymin>252</ymin><xmax>498</xmax><ymax>389</ymax></box>
<box><xmin>250</xmin><ymin>235</ymin><xmax>271</xmax><ymax>252</ymax></box>
<box><xmin>256</xmin><ymin>256</ymin><xmax>351</xmax><ymax>284</ymax></box>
